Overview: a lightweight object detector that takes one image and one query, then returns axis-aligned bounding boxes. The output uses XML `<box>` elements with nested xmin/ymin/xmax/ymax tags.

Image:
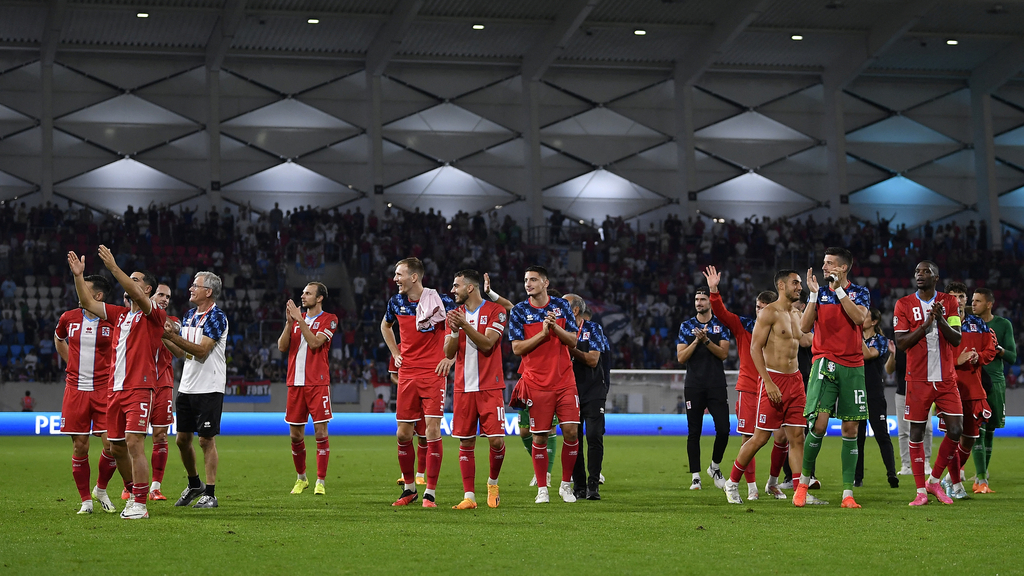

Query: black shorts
<box><xmin>175</xmin><ymin>392</ymin><xmax>224</xmax><ymax>437</ymax></box>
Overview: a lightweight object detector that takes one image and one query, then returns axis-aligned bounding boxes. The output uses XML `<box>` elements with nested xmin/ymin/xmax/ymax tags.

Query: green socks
<box><xmin>547</xmin><ymin>434</ymin><xmax>556</xmax><ymax>473</ymax></box>
<box><xmin>973</xmin><ymin>425</ymin><xmax>988</xmax><ymax>480</ymax></box>
<box><xmin>841</xmin><ymin>436</ymin><xmax>858</xmax><ymax>491</ymax></box>
<box><xmin>521</xmin><ymin>434</ymin><xmax>532</xmax><ymax>453</ymax></box>
<box><xmin>802</xmin><ymin>430</ymin><xmax>823</xmax><ymax>477</ymax></box>
<box><xmin>985</xmin><ymin>429</ymin><xmax>995</xmax><ymax>479</ymax></box>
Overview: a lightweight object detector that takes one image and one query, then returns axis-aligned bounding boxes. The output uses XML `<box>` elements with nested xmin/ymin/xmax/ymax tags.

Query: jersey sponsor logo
<box><xmin>498</xmin><ymin>312</ymin><xmax>506</xmax><ymax>323</ymax></box>
<box><xmin>400</xmin><ymin>307</ymin><xmax>409</xmax><ymax>313</ymax></box>
<box><xmin>330</xmin><ymin>320</ymin><xmax>337</xmax><ymax>329</ymax></box>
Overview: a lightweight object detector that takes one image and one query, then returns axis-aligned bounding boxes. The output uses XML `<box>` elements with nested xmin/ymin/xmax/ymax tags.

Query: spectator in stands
<box><xmin>372</xmin><ymin>394</ymin><xmax>387</xmax><ymax>413</ymax></box>
<box><xmin>21</xmin><ymin>390</ymin><xmax>33</xmax><ymax>411</ymax></box>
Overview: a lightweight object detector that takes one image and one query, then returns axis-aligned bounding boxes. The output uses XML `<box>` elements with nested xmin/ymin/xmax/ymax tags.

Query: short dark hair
<box><xmin>694</xmin><ymin>287</ymin><xmax>710</xmax><ymax>298</ymax></box>
<box><xmin>137</xmin><ymin>270</ymin><xmax>157</xmax><ymax>296</ymax></box>
<box><xmin>824</xmin><ymin>247</ymin><xmax>853</xmax><ymax>268</ymax></box>
<box><xmin>920</xmin><ymin>260</ymin><xmax>939</xmax><ymax>275</ymax></box>
<box><xmin>84</xmin><ymin>274</ymin><xmax>111</xmax><ymax>299</ymax></box>
<box><xmin>757</xmin><ymin>290</ymin><xmax>778</xmax><ymax>304</ymax></box>
<box><xmin>868</xmin><ymin>308</ymin><xmax>882</xmax><ymax>326</ymax></box>
<box><xmin>773</xmin><ymin>269</ymin><xmax>799</xmax><ymax>290</ymax></box>
<box><xmin>396</xmin><ymin>257</ymin><xmax>425</xmax><ymax>278</ymax></box>
<box><xmin>308</xmin><ymin>281</ymin><xmax>328</xmax><ymax>302</ymax></box>
<box><xmin>975</xmin><ymin>287</ymin><xmax>994</xmax><ymax>303</ymax></box>
<box><xmin>525</xmin><ymin>265</ymin><xmax>548</xmax><ymax>280</ymax></box>
<box><xmin>945</xmin><ymin>281</ymin><xmax>968</xmax><ymax>295</ymax></box>
<box><xmin>455</xmin><ymin>269</ymin><xmax>482</xmax><ymax>290</ymax></box>
<box><xmin>547</xmin><ymin>288</ymin><xmax>562</xmax><ymax>298</ymax></box>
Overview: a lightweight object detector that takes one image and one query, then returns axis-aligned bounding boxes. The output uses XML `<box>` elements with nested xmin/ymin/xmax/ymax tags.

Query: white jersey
<box><xmin>178</xmin><ymin>304</ymin><xmax>230</xmax><ymax>395</ymax></box>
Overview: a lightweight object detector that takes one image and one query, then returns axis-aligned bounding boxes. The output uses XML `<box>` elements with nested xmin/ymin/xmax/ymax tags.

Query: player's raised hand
<box><xmin>285</xmin><ymin>299</ymin><xmax>302</xmax><ymax>322</ymax></box>
<box><xmin>97</xmin><ymin>245</ymin><xmax>116</xmax><ymax>270</ymax></box>
<box><xmin>703</xmin><ymin>266</ymin><xmax>721</xmax><ymax>293</ymax></box>
<box><xmin>67</xmin><ymin>251</ymin><xmax>85</xmax><ymax>276</ymax></box>
<box><xmin>448</xmin><ymin>308</ymin><xmax>467</xmax><ymax>329</ymax></box>
<box><xmin>483</xmin><ymin>272</ymin><xmax>491</xmax><ymax>294</ymax></box>
<box><xmin>806</xmin><ymin>268</ymin><xmax>819</xmax><ymax>293</ymax></box>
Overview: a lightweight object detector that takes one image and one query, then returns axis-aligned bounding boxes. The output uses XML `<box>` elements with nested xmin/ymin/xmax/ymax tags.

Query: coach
<box><xmin>565</xmin><ymin>294</ymin><xmax>607</xmax><ymax>501</ymax></box>
<box><xmin>161</xmin><ymin>271</ymin><xmax>229</xmax><ymax>509</ymax></box>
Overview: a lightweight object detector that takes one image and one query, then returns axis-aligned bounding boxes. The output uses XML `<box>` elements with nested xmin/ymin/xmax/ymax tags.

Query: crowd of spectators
<box><xmin>2</xmin><ymin>198</ymin><xmax>1024</xmax><ymax>389</ymax></box>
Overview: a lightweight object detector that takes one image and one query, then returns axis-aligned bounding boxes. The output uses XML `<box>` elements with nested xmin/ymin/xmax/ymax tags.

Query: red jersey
<box><xmin>384</xmin><ymin>292</ymin><xmax>457</xmax><ymax>379</ymax></box>
<box><xmin>286</xmin><ymin>311</ymin><xmax>337</xmax><ymax>386</ymax></box>
<box><xmin>709</xmin><ymin>293</ymin><xmax>758</xmax><ymax>393</ymax></box>
<box><xmin>448</xmin><ymin>300</ymin><xmax>506</xmax><ymax>393</ymax></box>
<box><xmin>955</xmin><ymin>315</ymin><xmax>998</xmax><ymax>400</ymax></box>
<box><xmin>811</xmin><ymin>282</ymin><xmax>870</xmax><ymax>367</ymax></box>
<box><xmin>55</xmin><ymin>309</ymin><xmax>115</xmax><ymax>392</ymax></box>
<box><xmin>508</xmin><ymin>296</ymin><xmax>578</xmax><ymax>391</ymax></box>
<box><xmin>893</xmin><ymin>291</ymin><xmax>961</xmax><ymax>383</ymax></box>
<box><xmin>103</xmin><ymin>303</ymin><xmax>167</xmax><ymax>392</ymax></box>
<box><xmin>157</xmin><ymin>315</ymin><xmax>179</xmax><ymax>389</ymax></box>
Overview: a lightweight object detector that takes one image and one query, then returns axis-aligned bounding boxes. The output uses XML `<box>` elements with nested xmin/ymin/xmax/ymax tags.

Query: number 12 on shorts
<box><xmin>854</xmin><ymin>390</ymin><xmax>865</xmax><ymax>405</ymax></box>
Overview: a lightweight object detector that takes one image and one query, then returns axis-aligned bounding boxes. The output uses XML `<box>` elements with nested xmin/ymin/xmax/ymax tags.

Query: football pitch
<box><xmin>2</xmin><ymin>435</ymin><xmax>1022</xmax><ymax>575</ymax></box>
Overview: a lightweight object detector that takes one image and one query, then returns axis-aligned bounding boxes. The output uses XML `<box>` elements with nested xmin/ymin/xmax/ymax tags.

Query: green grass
<box><xmin>1</xmin><ymin>435</ymin><xmax>1022</xmax><ymax>574</ymax></box>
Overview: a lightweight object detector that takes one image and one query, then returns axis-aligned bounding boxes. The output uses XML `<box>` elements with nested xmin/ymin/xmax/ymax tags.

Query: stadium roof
<box><xmin>0</xmin><ymin>0</ymin><xmax>1022</xmax><ymax>78</ymax></box>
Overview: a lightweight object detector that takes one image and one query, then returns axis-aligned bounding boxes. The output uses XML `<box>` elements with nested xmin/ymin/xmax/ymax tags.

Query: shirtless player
<box><xmin>724</xmin><ymin>270</ymin><xmax>814</xmax><ymax>504</ymax></box>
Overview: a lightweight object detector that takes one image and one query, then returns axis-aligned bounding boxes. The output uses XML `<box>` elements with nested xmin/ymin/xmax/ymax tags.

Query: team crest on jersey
<box><xmin>480</xmin><ymin>316</ymin><xmax>488</xmax><ymax>324</ymax></box>
<box><xmin>711</xmin><ymin>325</ymin><xmax>720</xmax><ymax>333</ymax></box>
<box><xmin>313</xmin><ymin>323</ymin><xmax>319</xmax><ymax>329</ymax></box>
<box><xmin>582</xmin><ymin>331</ymin><xmax>590</xmax><ymax>341</ymax></box>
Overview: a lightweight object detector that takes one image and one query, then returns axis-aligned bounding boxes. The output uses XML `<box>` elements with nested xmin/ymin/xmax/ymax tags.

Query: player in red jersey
<box><xmin>704</xmin><ymin>266</ymin><xmax>790</xmax><ymax>500</ymax></box>
<box><xmin>797</xmin><ymin>247</ymin><xmax>870</xmax><ymax>508</ymax></box>
<box><xmin>393</xmin><ymin>354</ymin><xmax>429</xmax><ymax>487</ymax></box>
<box><xmin>278</xmin><ymin>282</ymin><xmax>337</xmax><ymax>496</ymax></box>
<box><xmin>941</xmin><ymin>283</ymin><xmax>997</xmax><ymax>499</ymax></box>
<box><xmin>382</xmin><ymin>257</ymin><xmax>457</xmax><ymax>508</ymax></box>
<box><xmin>508</xmin><ymin>265</ymin><xmax>580</xmax><ymax>504</ymax></box>
<box><xmin>444</xmin><ymin>270</ymin><xmax>514</xmax><ymax>510</ymax></box>
<box><xmin>148</xmin><ymin>284</ymin><xmax>179</xmax><ymax>501</ymax></box>
<box><xmin>723</xmin><ymin>270</ymin><xmax>808</xmax><ymax>504</ymax></box>
<box><xmin>54</xmin><ymin>274</ymin><xmax>119</xmax><ymax>514</ymax></box>
<box><xmin>894</xmin><ymin>261</ymin><xmax>963</xmax><ymax>506</ymax></box>
<box><xmin>68</xmin><ymin>246</ymin><xmax>168</xmax><ymax>520</ymax></box>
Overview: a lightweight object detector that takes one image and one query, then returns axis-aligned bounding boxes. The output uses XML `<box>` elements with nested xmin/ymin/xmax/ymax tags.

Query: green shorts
<box><xmin>518</xmin><ymin>408</ymin><xmax>558</xmax><ymax>433</ymax></box>
<box><xmin>805</xmin><ymin>357</ymin><xmax>868</xmax><ymax>421</ymax></box>
<box><xmin>987</xmin><ymin>378</ymin><xmax>1006</xmax><ymax>429</ymax></box>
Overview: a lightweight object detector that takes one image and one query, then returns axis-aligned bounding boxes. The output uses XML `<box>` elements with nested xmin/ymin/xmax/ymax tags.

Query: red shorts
<box><xmin>452</xmin><ymin>389</ymin><xmax>506</xmax><ymax>438</ymax></box>
<box><xmin>151</xmin><ymin>386</ymin><xmax>175</xmax><ymax>427</ymax></box>
<box><xmin>396</xmin><ymin>375</ymin><xmax>445</xmax><ymax>422</ymax></box>
<box><xmin>735</xmin><ymin>391</ymin><xmax>757</xmax><ymax>435</ymax></box>
<box><xmin>60</xmin><ymin>387</ymin><xmax>108</xmax><ymax>435</ymax></box>
<box><xmin>941</xmin><ymin>397</ymin><xmax>991</xmax><ymax>438</ymax></box>
<box><xmin>755</xmin><ymin>371</ymin><xmax>807</xmax><ymax>431</ymax></box>
<box><xmin>905</xmin><ymin>380</ymin><xmax>961</xmax><ymax>423</ymax></box>
<box><xmin>285</xmin><ymin>385</ymin><xmax>332</xmax><ymax>425</ymax></box>
<box><xmin>107</xmin><ymin>388</ymin><xmax>154</xmax><ymax>441</ymax></box>
<box><xmin>526</xmin><ymin>386</ymin><xmax>580</xmax><ymax>433</ymax></box>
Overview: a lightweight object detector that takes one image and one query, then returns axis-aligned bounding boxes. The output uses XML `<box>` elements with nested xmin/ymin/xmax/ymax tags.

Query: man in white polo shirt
<box><xmin>162</xmin><ymin>271</ymin><xmax>229</xmax><ymax>509</ymax></box>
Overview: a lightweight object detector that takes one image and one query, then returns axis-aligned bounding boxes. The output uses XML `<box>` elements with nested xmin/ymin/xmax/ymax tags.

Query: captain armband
<box><xmin>947</xmin><ymin>315</ymin><xmax>961</xmax><ymax>328</ymax></box>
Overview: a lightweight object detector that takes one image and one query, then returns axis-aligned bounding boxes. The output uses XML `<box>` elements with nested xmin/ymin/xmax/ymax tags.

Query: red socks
<box><xmin>459</xmin><ymin>447</ymin><xmax>475</xmax><ymax>493</ymax></box>
<box><xmin>729</xmin><ymin>461</ymin><xmax>746</xmax><ymax>483</ymax></box>
<box><xmin>932</xmin><ymin>436</ymin><xmax>958</xmax><ymax>480</ymax></box>
<box><xmin>72</xmin><ymin>456</ymin><xmax>90</xmax><ymax>501</ymax></box>
<box><xmin>910</xmin><ymin>440</ymin><xmax>926</xmax><ymax>489</ymax></box>
<box><xmin>397</xmin><ymin>440</ymin><xmax>415</xmax><ymax>485</ymax></box>
<box><xmin>291</xmin><ymin>441</ymin><xmax>307</xmax><ymax>475</ymax></box>
<box><xmin>561</xmin><ymin>440</ymin><xmax>579</xmax><ymax>483</ymax></box>
<box><xmin>770</xmin><ymin>441</ymin><xmax>789</xmax><ymax>477</ymax></box>
<box><xmin>955</xmin><ymin>444</ymin><xmax>971</xmax><ymax>483</ymax></box>
<box><xmin>425</xmin><ymin>438</ymin><xmax>443</xmax><ymax>490</ymax></box>
<box><xmin>316</xmin><ymin>438</ymin><xmax>330</xmax><ymax>481</ymax></box>
<box><xmin>132</xmin><ymin>482</ymin><xmax>148</xmax><ymax>505</ymax></box>
<box><xmin>744</xmin><ymin>456</ymin><xmax>756</xmax><ymax>483</ymax></box>
<box><xmin>151</xmin><ymin>442</ymin><xmax>168</xmax><ymax>484</ymax></box>
<box><xmin>531</xmin><ymin>442</ymin><xmax>549</xmax><ymax>487</ymax></box>
<box><xmin>97</xmin><ymin>450</ymin><xmax>117</xmax><ymax>490</ymax></box>
<box><xmin>489</xmin><ymin>443</ymin><xmax>505</xmax><ymax>481</ymax></box>
<box><xmin>417</xmin><ymin>440</ymin><xmax>428</xmax><ymax>475</ymax></box>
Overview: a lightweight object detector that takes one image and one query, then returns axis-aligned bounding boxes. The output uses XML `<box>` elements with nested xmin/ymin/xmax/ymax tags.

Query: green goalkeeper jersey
<box><xmin>983</xmin><ymin>315</ymin><xmax>1016</xmax><ymax>385</ymax></box>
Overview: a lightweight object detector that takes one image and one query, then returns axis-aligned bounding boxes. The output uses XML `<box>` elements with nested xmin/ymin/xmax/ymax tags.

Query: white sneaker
<box><xmin>599</xmin><ymin>473</ymin><xmax>605</xmax><ymax>485</ymax></box>
<box><xmin>804</xmin><ymin>493</ymin><xmax>829</xmax><ymax>505</ymax></box>
<box><xmin>707</xmin><ymin>465</ymin><xmax>726</xmax><ymax>489</ymax></box>
<box><xmin>897</xmin><ymin>466</ymin><xmax>913</xmax><ymax>475</ymax></box>
<box><xmin>120</xmin><ymin>501</ymin><xmax>149</xmax><ymax>520</ymax></box>
<box><xmin>689</xmin><ymin>478</ymin><xmax>702</xmax><ymax>490</ymax></box>
<box><xmin>724</xmin><ymin>480</ymin><xmax>742</xmax><ymax>504</ymax></box>
<box><xmin>778</xmin><ymin>479</ymin><xmax>794</xmax><ymax>490</ymax></box>
<box><xmin>747</xmin><ymin>485</ymin><xmax>760</xmax><ymax>501</ymax></box>
<box><xmin>91</xmin><ymin>486</ymin><xmax>116</xmax><ymax>514</ymax></box>
<box><xmin>535</xmin><ymin>487</ymin><xmax>549</xmax><ymax>503</ymax></box>
<box><xmin>807</xmin><ymin>476</ymin><xmax>821</xmax><ymax>490</ymax></box>
<box><xmin>77</xmin><ymin>500</ymin><xmax>93</xmax><ymax>515</ymax></box>
<box><xmin>558</xmin><ymin>481</ymin><xmax>577</xmax><ymax>503</ymax></box>
<box><xmin>765</xmin><ymin>483</ymin><xmax>788</xmax><ymax>500</ymax></box>
<box><xmin>530</xmin><ymin>474</ymin><xmax>538</xmax><ymax>487</ymax></box>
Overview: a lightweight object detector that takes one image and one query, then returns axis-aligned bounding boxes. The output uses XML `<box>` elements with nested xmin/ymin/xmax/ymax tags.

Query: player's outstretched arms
<box><xmin>97</xmin><ymin>245</ymin><xmax>151</xmax><ymax>314</ymax></box>
<box><xmin>67</xmin><ymin>251</ymin><xmax>106</xmax><ymax>319</ymax></box>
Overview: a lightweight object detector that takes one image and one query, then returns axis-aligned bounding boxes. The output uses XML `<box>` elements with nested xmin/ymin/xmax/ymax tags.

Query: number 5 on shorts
<box><xmin>140</xmin><ymin>402</ymin><xmax>149</xmax><ymax>418</ymax></box>
<box><xmin>854</xmin><ymin>390</ymin><xmax>865</xmax><ymax>405</ymax></box>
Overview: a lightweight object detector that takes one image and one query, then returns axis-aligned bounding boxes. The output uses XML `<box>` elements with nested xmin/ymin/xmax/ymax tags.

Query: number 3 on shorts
<box><xmin>854</xmin><ymin>390</ymin><xmax>865</xmax><ymax>405</ymax></box>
